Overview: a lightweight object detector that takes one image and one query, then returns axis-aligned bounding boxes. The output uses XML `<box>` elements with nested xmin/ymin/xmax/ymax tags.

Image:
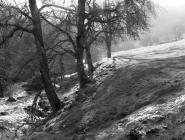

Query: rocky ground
<box><xmin>2</xmin><ymin>39</ymin><xmax>185</xmax><ymax>140</ymax></box>
<box><xmin>0</xmin><ymin>76</ymin><xmax>78</xmax><ymax>140</ymax></box>
<box><xmin>0</xmin><ymin>83</ymin><xmax>32</xmax><ymax>140</ymax></box>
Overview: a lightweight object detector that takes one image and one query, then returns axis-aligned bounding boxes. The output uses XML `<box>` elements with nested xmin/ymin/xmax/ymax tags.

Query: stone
<box><xmin>0</xmin><ymin>112</ymin><xmax>8</xmax><ymax>116</ymax></box>
<box><xmin>6</xmin><ymin>97</ymin><xmax>16</xmax><ymax>102</ymax></box>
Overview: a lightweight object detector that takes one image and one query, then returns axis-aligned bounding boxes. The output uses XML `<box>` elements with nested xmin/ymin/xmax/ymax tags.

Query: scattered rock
<box><xmin>24</xmin><ymin>106</ymin><xmax>47</xmax><ymax>118</ymax></box>
<box><xmin>0</xmin><ymin>126</ymin><xmax>8</xmax><ymax>131</ymax></box>
<box><xmin>0</xmin><ymin>112</ymin><xmax>8</xmax><ymax>116</ymax></box>
<box><xmin>17</xmin><ymin>96</ymin><xmax>27</xmax><ymax>100</ymax></box>
<box><xmin>6</xmin><ymin>97</ymin><xmax>16</xmax><ymax>102</ymax></box>
<box><xmin>127</xmin><ymin>129</ymin><xmax>142</xmax><ymax>140</ymax></box>
<box><xmin>6</xmin><ymin>41</ymin><xmax>185</xmax><ymax>140</ymax></box>
<box><xmin>146</xmin><ymin>128</ymin><xmax>160</xmax><ymax>135</ymax></box>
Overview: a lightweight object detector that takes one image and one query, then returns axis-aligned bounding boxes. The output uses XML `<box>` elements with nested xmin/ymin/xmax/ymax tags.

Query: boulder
<box><xmin>6</xmin><ymin>97</ymin><xmax>16</xmax><ymax>102</ymax></box>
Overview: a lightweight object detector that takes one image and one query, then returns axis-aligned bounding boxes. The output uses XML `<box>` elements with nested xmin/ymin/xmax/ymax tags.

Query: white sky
<box><xmin>53</xmin><ymin>0</ymin><xmax>185</xmax><ymax>7</ymax></box>
<box><xmin>154</xmin><ymin>0</ymin><xmax>185</xmax><ymax>7</ymax></box>
<box><xmin>7</xmin><ymin>0</ymin><xmax>185</xmax><ymax>8</ymax></box>
<box><xmin>48</xmin><ymin>0</ymin><xmax>185</xmax><ymax>7</ymax></box>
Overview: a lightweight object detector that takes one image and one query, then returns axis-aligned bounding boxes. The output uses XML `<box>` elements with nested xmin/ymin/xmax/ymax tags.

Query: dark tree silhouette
<box><xmin>28</xmin><ymin>0</ymin><xmax>62</xmax><ymax>112</ymax></box>
<box><xmin>0</xmin><ymin>0</ymin><xmax>62</xmax><ymax>112</ymax></box>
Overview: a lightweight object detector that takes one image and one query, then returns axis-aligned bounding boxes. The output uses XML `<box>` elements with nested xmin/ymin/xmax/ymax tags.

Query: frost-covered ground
<box><xmin>113</xmin><ymin>39</ymin><xmax>185</xmax><ymax>59</ymax></box>
<box><xmin>17</xmin><ymin>39</ymin><xmax>185</xmax><ymax>140</ymax></box>
<box><xmin>94</xmin><ymin>39</ymin><xmax>185</xmax><ymax>84</ymax></box>
<box><xmin>90</xmin><ymin>39</ymin><xmax>185</xmax><ymax>140</ymax></box>
<box><xmin>0</xmin><ymin>83</ymin><xmax>32</xmax><ymax>140</ymax></box>
<box><xmin>0</xmin><ymin>81</ymin><xmax>78</xmax><ymax>140</ymax></box>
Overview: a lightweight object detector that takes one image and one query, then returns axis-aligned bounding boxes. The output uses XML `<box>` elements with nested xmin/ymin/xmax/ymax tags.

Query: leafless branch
<box><xmin>41</xmin><ymin>15</ymin><xmax>76</xmax><ymax>51</ymax></box>
<box><xmin>39</xmin><ymin>4</ymin><xmax>76</xmax><ymax>13</ymax></box>
<box><xmin>0</xmin><ymin>23</ymin><xmax>33</xmax><ymax>33</ymax></box>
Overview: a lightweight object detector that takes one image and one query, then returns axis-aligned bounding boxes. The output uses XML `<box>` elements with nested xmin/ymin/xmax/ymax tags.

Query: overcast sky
<box><xmin>53</xmin><ymin>0</ymin><xmax>185</xmax><ymax>7</ymax></box>
<box><xmin>7</xmin><ymin>0</ymin><xmax>185</xmax><ymax>9</ymax></box>
<box><xmin>154</xmin><ymin>0</ymin><xmax>185</xmax><ymax>7</ymax></box>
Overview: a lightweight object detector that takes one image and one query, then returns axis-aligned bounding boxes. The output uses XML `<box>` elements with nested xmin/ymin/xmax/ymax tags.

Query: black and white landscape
<box><xmin>0</xmin><ymin>0</ymin><xmax>185</xmax><ymax>140</ymax></box>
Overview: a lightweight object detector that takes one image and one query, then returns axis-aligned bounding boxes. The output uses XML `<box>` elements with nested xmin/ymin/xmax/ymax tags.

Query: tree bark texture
<box><xmin>76</xmin><ymin>0</ymin><xmax>90</xmax><ymax>88</ymax></box>
<box><xmin>29</xmin><ymin>0</ymin><xmax>61</xmax><ymax>112</ymax></box>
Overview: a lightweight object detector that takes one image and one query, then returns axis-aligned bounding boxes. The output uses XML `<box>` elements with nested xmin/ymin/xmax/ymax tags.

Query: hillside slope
<box><xmin>22</xmin><ymin>39</ymin><xmax>185</xmax><ymax>140</ymax></box>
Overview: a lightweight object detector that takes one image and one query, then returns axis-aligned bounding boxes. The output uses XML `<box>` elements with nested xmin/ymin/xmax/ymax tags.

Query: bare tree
<box><xmin>0</xmin><ymin>0</ymin><xmax>155</xmax><ymax>90</ymax></box>
<box><xmin>0</xmin><ymin>0</ymin><xmax>62</xmax><ymax>112</ymax></box>
<box><xmin>99</xmin><ymin>0</ymin><xmax>155</xmax><ymax>58</ymax></box>
<box><xmin>41</xmin><ymin>0</ymin><xmax>94</xmax><ymax>88</ymax></box>
<box><xmin>76</xmin><ymin>0</ymin><xmax>93</xmax><ymax>87</ymax></box>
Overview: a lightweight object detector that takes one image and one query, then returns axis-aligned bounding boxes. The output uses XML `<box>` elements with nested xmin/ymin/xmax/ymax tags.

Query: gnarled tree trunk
<box><xmin>76</xmin><ymin>0</ymin><xmax>91</xmax><ymax>88</ymax></box>
<box><xmin>29</xmin><ymin>0</ymin><xmax>61</xmax><ymax>113</ymax></box>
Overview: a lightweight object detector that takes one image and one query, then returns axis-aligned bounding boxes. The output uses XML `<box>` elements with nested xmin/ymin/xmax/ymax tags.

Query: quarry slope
<box><xmin>22</xmin><ymin>39</ymin><xmax>185</xmax><ymax>140</ymax></box>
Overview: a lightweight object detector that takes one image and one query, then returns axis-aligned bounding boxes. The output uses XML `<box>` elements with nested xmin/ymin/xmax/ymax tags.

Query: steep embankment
<box><xmin>22</xmin><ymin>40</ymin><xmax>185</xmax><ymax>140</ymax></box>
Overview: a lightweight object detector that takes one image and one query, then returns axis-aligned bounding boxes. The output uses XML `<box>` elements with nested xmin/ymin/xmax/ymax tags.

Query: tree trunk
<box><xmin>105</xmin><ymin>33</ymin><xmax>112</xmax><ymax>58</ymax></box>
<box><xmin>76</xmin><ymin>46</ymin><xmax>88</xmax><ymax>88</ymax></box>
<box><xmin>76</xmin><ymin>0</ymin><xmax>90</xmax><ymax>88</ymax></box>
<box><xmin>29</xmin><ymin>0</ymin><xmax>61</xmax><ymax>113</ymax></box>
<box><xmin>85</xmin><ymin>46</ymin><xmax>94</xmax><ymax>75</ymax></box>
<box><xmin>106</xmin><ymin>42</ymin><xmax>111</xmax><ymax>58</ymax></box>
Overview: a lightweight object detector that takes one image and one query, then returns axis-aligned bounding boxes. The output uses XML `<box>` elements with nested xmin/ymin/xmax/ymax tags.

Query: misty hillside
<box><xmin>18</xmin><ymin>39</ymin><xmax>185</xmax><ymax>140</ymax></box>
<box><xmin>1</xmin><ymin>0</ymin><xmax>185</xmax><ymax>140</ymax></box>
